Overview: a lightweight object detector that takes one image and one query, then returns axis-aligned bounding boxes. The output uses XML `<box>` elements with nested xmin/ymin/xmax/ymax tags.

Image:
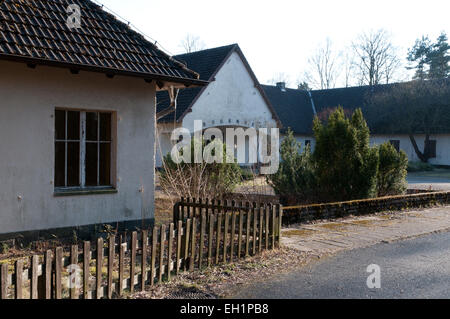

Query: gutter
<box><xmin>0</xmin><ymin>53</ymin><xmax>209</xmax><ymax>88</ymax></box>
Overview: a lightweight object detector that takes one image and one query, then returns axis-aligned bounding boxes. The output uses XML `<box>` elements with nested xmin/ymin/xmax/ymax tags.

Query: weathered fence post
<box><xmin>199</xmin><ymin>213</ymin><xmax>206</xmax><ymax>269</ymax></box>
<box><xmin>55</xmin><ymin>247</ymin><xmax>63</xmax><ymax>299</ymax></box>
<box><xmin>183</xmin><ymin>219</ymin><xmax>191</xmax><ymax>271</ymax></box>
<box><xmin>176</xmin><ymin>221</ymin><xmax>183</xmax><ymax>274</ymax></box>
<box><xmin>70</xmin><ymin>246</ymin><xmax>79</xmax><ymax>299</ymax></box>
<box><xmin>15</xmin><ymin>259</ymin><xmax>23</xmax><ymax>299</ymax></box>
<box><xmin>215</xmin><ymin>213</ymin><xmax>222</xmax><ymax>265</ymax></box>
<box><xmin>83</xmin><ymin>242</ymin><xmax>90</xmax><ymax>299</ymax></box>
<box><xmin>208</xmin><ymin>214</ymin><xmax>215</xmax><ymax>267</ymax></box>
<box><xmin>107</xmin><ymin>236</ymin><xmax>115</xmax><ymax>299</ymax></box>
<box><xmin>278</xmin><ymin>205</ymin><xmax>283</xmax><ymax>246</ymax></box>
<box><xmin>119</xmin><ymin>243</ymin><xmax>126</xmax><ymax>296</ymax></box>
<box><xmin>253</xmin><ymin>202</ymin><xmax>258</xmax><ymax>255</ymax></box>
<box><xmin>223</xmin><ymin>211</ymin><xmax>229</xmax><ymax>263</ymax></box>
<box><xmin>190</xmin><ymin>218</ymin><xmax>197</xmax><ymax>271</ymax></box>
<box><xmin>238</xmin><ymin>203</ymin><xmax>244</xmax><ymax>259</ymax></box>
<box><xmin>96</xmin><ymin>238</ymin><xmax>103</xmax><ymax>299</ymax></box>
<box><xmin>30</xmin><ymin>255</ymin><xmax>39</xmax><ymax>299</ymax></box>
<box><xmin>0</xmin><ymin>262</ymin><xmax>8</xmax><ymax>299</ymax></box>
<box><xmin>245</xmin><ymin>202</ymin><xmax>251</xmax><ymax>257</ymax></box>
<box><xmin>159</xmin><ymin>225</ymin><xmax>166</xmax><ymax>283</ymax></box>
<box><xmin>230</xmin><ymin>202</ymin><xmax>237</xmax><ymax>262</ymax></box>
<box><xmin>151</xmin><ymin>226</ymin><xmax>158</xmax><ymax>286</ymax></box>
<box><xmin>130</xmin><ymin>231</ymin><xmax>137</xmax><ymax>292</ymax></box>
<box><xmin>141</xmin><ymin>230</ymin><xmax>148</xmax><ymax>291</ymax></box>
<box><xmin>42</xmin><ymin>250</ymin><xmax>52</xmax><ymax>299</ymax></box>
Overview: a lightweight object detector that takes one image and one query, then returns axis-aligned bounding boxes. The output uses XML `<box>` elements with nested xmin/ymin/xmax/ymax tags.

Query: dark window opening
<box><xmin>425</xmin><ymin>140</ymin><xmax>437</xmax><ymax>158</ymax></box>
<box><xmin>55</xmin><ymin>109</ymin><xmax>113</xmax><ymax>190</ymax></box>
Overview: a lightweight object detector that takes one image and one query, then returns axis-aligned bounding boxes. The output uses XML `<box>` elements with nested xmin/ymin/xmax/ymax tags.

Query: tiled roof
<box><xmin>261</xmin><ymin>85</ymin><xmax>315</xmax><ymax>135</ymax></box>
<box><xmin>265</xmin><ymin>81</ymin><xmax>450</xmax><ymax>135</ymax></box>
<box><xmin>0</xmin><ymin>0</ymin><xmax>205</xmax><ymax>85</ymax></box>
<box><xmin>157</xmin><ymin>44</ymin><xmax>237</xmax><ymax>122</ymax></box>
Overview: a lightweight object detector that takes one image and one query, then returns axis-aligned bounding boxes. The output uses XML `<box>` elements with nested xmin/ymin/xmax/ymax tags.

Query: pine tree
<box><xmin>407</xmin><ymin>36</ymin><xmax>431</xmax><ymax>80</ymax></box>
<box><xmin>428</xmin><ymin>32</ymin><xmax>450</xmax><ymax>79</ymax></box>
<box><xmin>407</xmin><ymin>32</ymin><xmax>450</xmax><ymax>80</ymax></box>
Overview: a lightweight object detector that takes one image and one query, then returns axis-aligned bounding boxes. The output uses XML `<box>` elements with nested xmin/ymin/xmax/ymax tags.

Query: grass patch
<box><xmin>408</xmin><ymin>161</ymin><xmax>435</xmax><ymax>172</ymax></box>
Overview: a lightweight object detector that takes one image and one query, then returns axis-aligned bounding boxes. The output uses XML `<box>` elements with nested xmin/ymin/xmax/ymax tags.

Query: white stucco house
<box><xmin>261</xmin><ymin>83</ymin><xmax>450</xmax><ymax>166</ymax></box>
<box><xmin>0</xmin><ymin>0</ymin><xmax>205</xmax><ymax>240</ymax></box>
<box><xmin>156</xmin><ymin>44</ymin><xmax>282</xmax><ymax>168</ymax></box>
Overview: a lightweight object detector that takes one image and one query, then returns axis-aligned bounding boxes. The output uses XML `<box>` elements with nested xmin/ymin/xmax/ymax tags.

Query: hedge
<box><xmin>282</xmin><ymin>191</ymin><xmax>450</xmax><ymax>225</ymax></box>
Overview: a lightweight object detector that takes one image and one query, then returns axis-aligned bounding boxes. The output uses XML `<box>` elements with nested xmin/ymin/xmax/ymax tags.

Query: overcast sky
<box><xmin>99</xmin><ymin>0</ymin><xmax>449</xmax><ymax>88</ymax></box>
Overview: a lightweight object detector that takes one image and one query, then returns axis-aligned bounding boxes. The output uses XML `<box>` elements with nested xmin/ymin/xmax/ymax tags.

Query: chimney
<box><xmin>276</xmin><ymin>82</ymin><xmax>286</xmax><ymax>92</ymax></box>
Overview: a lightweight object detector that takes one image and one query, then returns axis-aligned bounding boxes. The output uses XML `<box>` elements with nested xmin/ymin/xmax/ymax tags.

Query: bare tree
<box><xmin>342</xmin><ymin>51</ymin><xmax>355</xmax><ymax>87</ymax></box>
<box><xmin>351</xmin><ymin>29</ymin><xmax>401</xmax><ymax>86</ymax></box>
<box><xmin>179</xmin><ymin>34</ymin><xmax>206</xmax><ymax>53</ymax></box>
<box><xmin>304</xmin><ymin>39</ymin><xmax>341</xmax><ymax>90</ymax></box>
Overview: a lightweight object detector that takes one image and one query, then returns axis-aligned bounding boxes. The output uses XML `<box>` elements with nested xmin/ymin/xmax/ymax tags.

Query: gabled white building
<box><xmin>156</xmin><ymin>44</ymin><xmax>282</xmax><ymax>167</ymax></box>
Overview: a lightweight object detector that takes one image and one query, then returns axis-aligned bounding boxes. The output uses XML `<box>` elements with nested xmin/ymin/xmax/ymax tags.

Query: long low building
<box><xmin>262</xmin><ymin>82</ymin><xmax>450</xmax><ymax>166</ymax></box>
<box><xmin>157</xmin><ymin>44</ymin><xmax>450</xmax><ymax>167</ymax></box>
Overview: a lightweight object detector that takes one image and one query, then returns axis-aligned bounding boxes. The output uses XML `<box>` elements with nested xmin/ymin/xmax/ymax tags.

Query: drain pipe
<box><xmin>308</xmin><ymin>90</ymin><xmax>317</xmax><ymax>116</ymax></box>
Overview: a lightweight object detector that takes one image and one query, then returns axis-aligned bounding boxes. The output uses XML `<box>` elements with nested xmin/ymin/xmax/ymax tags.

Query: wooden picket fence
<box><xmin>173</xmin><ymin>198</ymin><xmax>282</xmax><ymax>223</ymax></box>
<box><xmin>0</xmin><ymin>202</ymin><xmax>282</xmax><ymax>299</ymax></box>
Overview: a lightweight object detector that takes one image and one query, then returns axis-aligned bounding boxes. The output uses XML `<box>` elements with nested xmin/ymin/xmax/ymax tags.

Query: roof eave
<box><xmin>0</xmin><ymin>54</ymin><xmax>209</xmax><ymax>89</ymax></box>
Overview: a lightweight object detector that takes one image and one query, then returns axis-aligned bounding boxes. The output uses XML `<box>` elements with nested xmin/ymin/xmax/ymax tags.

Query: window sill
<box><xmin>54</xmin><ymin>187</ymin><xmax>118</xmax><ymax>197</ymax></box>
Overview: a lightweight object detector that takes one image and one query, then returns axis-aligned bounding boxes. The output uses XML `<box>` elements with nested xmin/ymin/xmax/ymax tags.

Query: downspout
<box><xmin>308</xmin><ymin>90</ymin><xmax>317</xmax><ymax>116</ymax></box>
<box><xmin>156</xmin><ymin>86</ymin><xmax>180</xmax><ymax>121</ymax></box>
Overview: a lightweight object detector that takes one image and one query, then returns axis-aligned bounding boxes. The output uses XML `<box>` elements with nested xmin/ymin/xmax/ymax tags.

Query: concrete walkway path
<box><xmin>282</xmin><ymin>206</ymin><xmax>450</xmax><ymax>256</ymax></box>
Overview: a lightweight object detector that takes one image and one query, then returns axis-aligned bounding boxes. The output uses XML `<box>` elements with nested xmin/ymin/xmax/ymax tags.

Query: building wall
<box><xmin>156</xmin><ymin>51</ymin><xmax>278</xmax><ymax>167</ymax></box>
<box><xmin>0</xmin><ymin>60</ymin><xmax>156</xmax><ymax>235</ymax></box>
<box><xmin>371</xmin><ymin>134</ymin><xmax>450</xmax><ymax>166</ymax></box>
<box><xmin>284</xmin><ymin>133</ymin><xmax>450</xmax><ymax>166</ymax></box>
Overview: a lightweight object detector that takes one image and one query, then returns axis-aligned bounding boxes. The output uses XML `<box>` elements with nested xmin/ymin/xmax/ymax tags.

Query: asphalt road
<box><xmin>407</xmin><ymin>171</ymin><xmax>450</xmax><ymax>190</ymax></box>
<box><xmin>234</xmin><ymin>231</ymin><xmax>450</xmax><ymax>299</ymax></box>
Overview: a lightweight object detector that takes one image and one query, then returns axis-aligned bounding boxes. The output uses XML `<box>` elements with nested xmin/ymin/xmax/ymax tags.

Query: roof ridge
<box><xmin>174</xmin><ymin>43</ymin><xmax>238</xmax><ymax>58</ymax></box>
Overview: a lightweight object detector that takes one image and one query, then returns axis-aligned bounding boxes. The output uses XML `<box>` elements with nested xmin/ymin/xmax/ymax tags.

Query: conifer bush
<box><xmin>313</xmin><ymin>108</ymin><xmax>379</xmax><ymax>202</ymax></box>
<box><xmin>377</xmin><ymin>142</ymin><xmax>408</xmax><ymax>196</ymax></box>
<box><xmin>267</xmin><ymin>129</ymin><xmax>318</xmax><ymax>205</ymax></box>
<box><xmin>269</xmin><ymin>108</ymin><xmax>408</xmax><ymax>205</ymax></box>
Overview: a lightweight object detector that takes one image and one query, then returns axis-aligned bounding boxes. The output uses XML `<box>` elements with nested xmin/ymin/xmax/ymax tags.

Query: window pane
<box><xmin>86</xmin><ymin>112</ymin><xmax>98</xmax><ymax>141</ymax></box>
<box><xmin>67</xmin><ymin>111</ymin><xmax>80</xmax><ymax>140</ymax></box>
<box><xmin>99</xmin><ymin>143</ymin><xmax>111</xmax><ymax>186</ymax></box>
<box><xmin>100</xmin><ymin>113</ymin><xmax>111</xmax><ymax>141</ymax></box>
<box><xmin>427</xmin><ymin>140</ymin><xmax>437</xmax><ymax>158</ymax></box>
<box><xmin>85</xmin><ymin>142</ymin><xmax>98</xmax><ymax>186</ymax></box>
<box><xmin>67</xmin><ymin>142</ymin><xmax>80</xmax><ymax>187</ymax></box>
<box><xmin>55</xmin><ymin>142</ymin><xmax>65</xmax><ymax>187</ymax></box>
<box><xmin>55</xmin><ymin>110</ymin><xmax>66</xmax><ymax>140</ymax></box>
